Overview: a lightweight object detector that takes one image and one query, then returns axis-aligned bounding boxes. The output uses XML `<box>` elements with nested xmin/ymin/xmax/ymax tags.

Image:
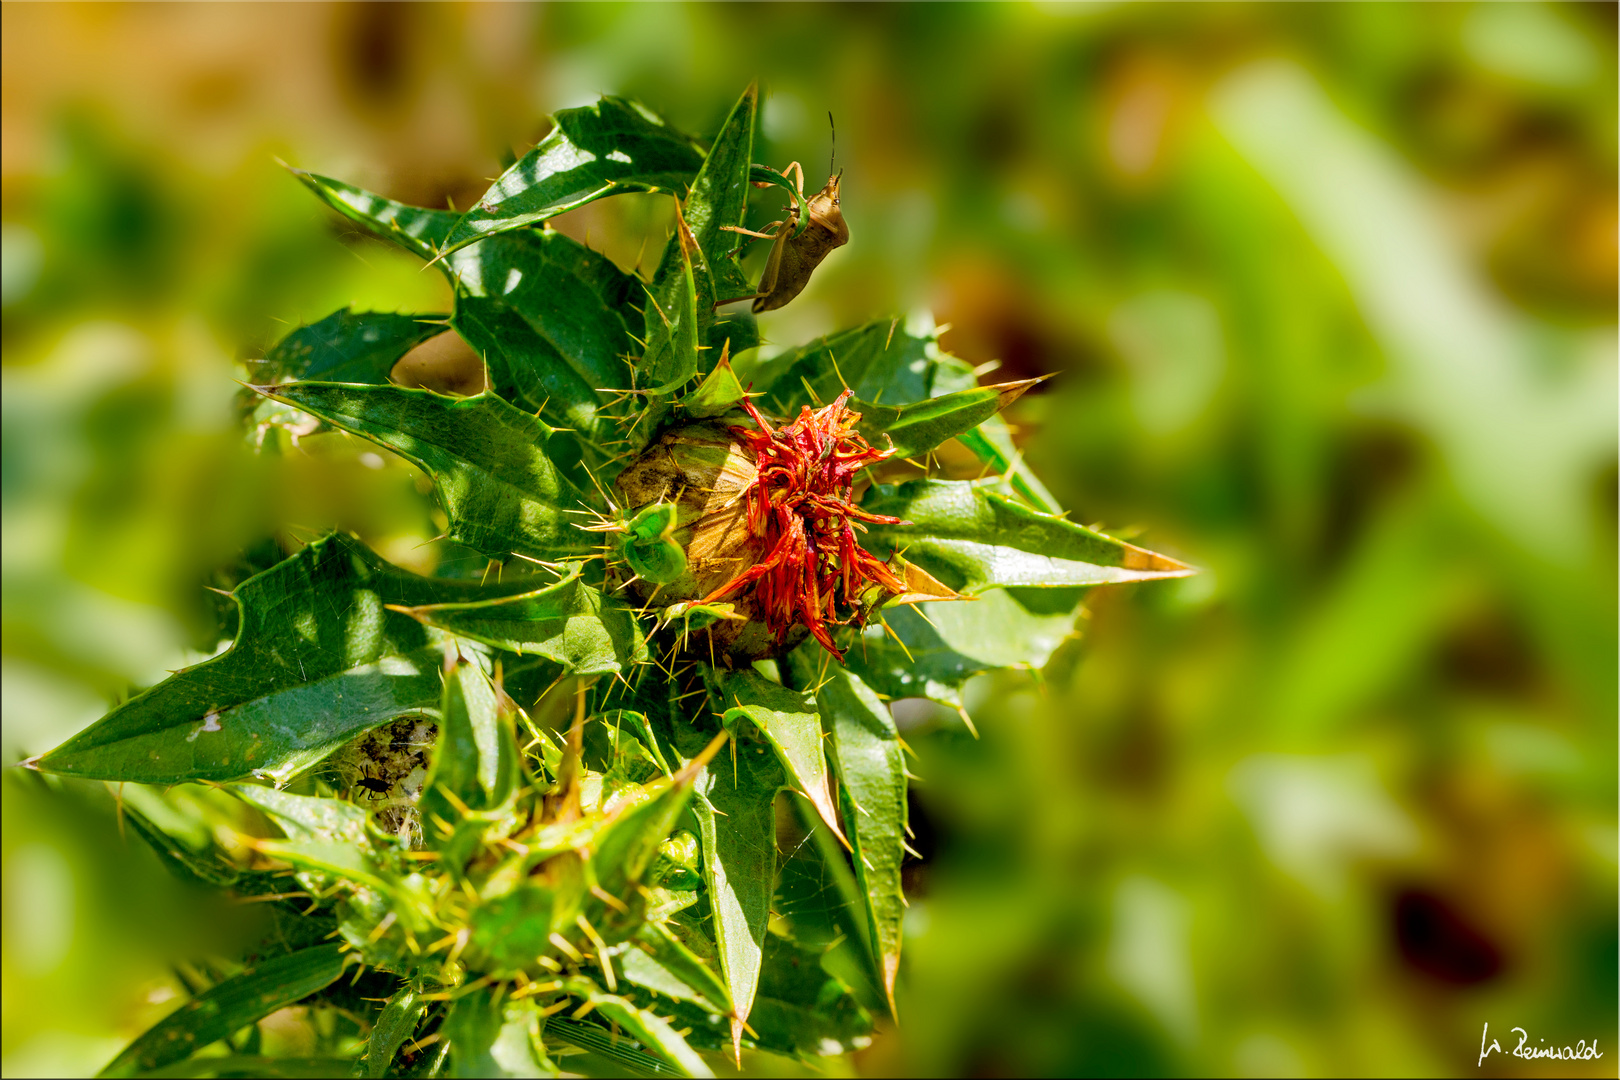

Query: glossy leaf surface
<box><xmin>718</xmin><ymin>669</ymin><xmax>844</xmax><ymax>845</ymax></box>
<box><xmin>449</xmin><ymin>229</ymin><xmax>638</xmax><ymax>436</ymax></box>
<box><xmin>589</xmin><ymin>732</ymin><xmax>723</xmax><ymax>901</ymax></box>
<box><xmin>289</xmin><ymin>169</ymin><xmax>457</xmax><ymax>263</ymax></box>
<box><xmin>30</xmin><ymin>534</ymin><xmax>540</xmax><ymax>784</ymax></box>
<box><xmin>667</xmin><ymin>82</ymin><xmax>756</xmax><ymax>302</ymax></box>
<box><xmin>862</xmin><ymin>478</ymin><xmax>1194</xmax><ymax>593</ymax></box>
<box><xmin>253</xmin><ymin>308</ymin><xmax>447</xmax><ymax>387</ymax></box>
<box><xmin>676</xmin><ymin>725</ymin><xmax>780</xmax><ymax>1054</ymax></box>
<box><xmin>442</xmin><ymin>97</ymin><xmax>704</xmax><ymax>254</ymax></box>
<box><xmin>805</xmin><ymin>661</ymin><xmax>906</xmax><ymax>1014</ymax></box>
<box><xmin>227</xmin><ymin>783</ymin><xmax>370</xmax><ymax>845</ymax></box>
<box><xmin>269</xmin><ymin>384</ymin><xmax>595</xmax><ymax>560</ymax></box>
<box><xmin>683</xmin><ymin>344</ymin><xmax>746</xmax><ymax>419</ymax></box>
<box><xmin>751</xmin><ymin>315</ymin><xmax>958</xmax><ymax>415</ymax></box>
<box><xmin>843</xmin><ymin>589</ymin><xmax>1082</xmax><ymax>707</ymax></box>
<box><xmin>392</xmin><ymin>567</ymin><xmax>647</xmax><ymax>675</ymax></box>
<box><xmin>640</xmin><ymin>205</ymin><xmax>702</xmax><ymax>394</ymax></box>
<box><xmin>626</xmin><ymin>921</ymin><xmax>732</xmax><ymax>1016</ymax></box>
<box><xmin>853</xmin><ymin>378</ymin><xmax>1041</xmax><ymax>461</ymax></box>
<box><xmin>420</xmin><ymin>656</ymin><xmax>516</xmax><ymax>836</ymax></box>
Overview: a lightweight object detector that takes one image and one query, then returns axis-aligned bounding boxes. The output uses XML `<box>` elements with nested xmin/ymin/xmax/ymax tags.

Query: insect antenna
<box><xmin>828</xmin><ymin>112</ymin><xmax>836</xmax><ymax>177</ymax></box>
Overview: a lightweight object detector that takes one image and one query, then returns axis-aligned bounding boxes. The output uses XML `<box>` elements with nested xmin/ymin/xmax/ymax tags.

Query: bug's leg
<box><xmin>781</xmin><ymin>161</ymin><xmax>805</xmax><ymax>198</ymax></box>
<box><xmin>715</xmin><ymin>221</ymin><xmax>787</xmax><ymax>306</ymax></box>
<box><xmin>720</xmin><ymin>222</ymin><xmax>784</xmax><ymax>241</ymax></box>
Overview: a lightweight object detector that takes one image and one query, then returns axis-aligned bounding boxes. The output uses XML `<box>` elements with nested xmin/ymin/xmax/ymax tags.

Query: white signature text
<box><xmin>1479</xmin><ymin>1022</ymin><xmax>1604</xmax><ymax>1066</ymax></box>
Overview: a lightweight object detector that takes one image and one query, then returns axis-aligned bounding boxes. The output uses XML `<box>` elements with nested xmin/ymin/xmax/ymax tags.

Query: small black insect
<box><xmin>354</xmin><ymin>771</ymin><xmax>392</xmax><ymax>797</ymax></box>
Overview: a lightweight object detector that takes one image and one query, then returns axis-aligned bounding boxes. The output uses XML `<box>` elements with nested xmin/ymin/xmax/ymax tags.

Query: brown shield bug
<box><xmin>721</xmin><ymin>115</ymin><xmax>848</xmax><ymax>312</ymax></box>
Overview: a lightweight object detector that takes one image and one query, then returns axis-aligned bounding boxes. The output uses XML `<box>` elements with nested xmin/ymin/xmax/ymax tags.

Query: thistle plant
<box><xmin>29</xmin><ymin>84</ymin><xmax>1191</xmax><ymax>1078</ymax></box>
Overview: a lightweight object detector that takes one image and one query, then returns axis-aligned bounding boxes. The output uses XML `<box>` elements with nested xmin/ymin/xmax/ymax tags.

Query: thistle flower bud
<box><xmin>614</xmin><ymin>418</ymin><xmax>787</xmax><ymax>660</ymax></box>
<box><xmin>614</xmin><ymin>392</ymin><xmax>916</xmax><ymax>663</ymax></box>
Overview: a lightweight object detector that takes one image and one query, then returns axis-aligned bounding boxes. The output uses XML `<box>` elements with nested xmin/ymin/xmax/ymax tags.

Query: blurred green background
<box><xmin>2</xmin><ymin>3</ymin><xmax>1614</xmax><ymax>1076</ymax></box>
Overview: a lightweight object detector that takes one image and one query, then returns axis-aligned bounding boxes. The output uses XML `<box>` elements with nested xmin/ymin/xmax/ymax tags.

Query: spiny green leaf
<box><xmin>685</xmin><ymin>736</ymin><xmax>780</xmax><ymax>1055</ymax></box>
<box><xmin>645</xmin><ymin>886</ymin><xmax>700</xmax><ymax>924</ymax></box>
<box><xmin>853</xmin><ymin>378</ymin><xmax>1043</xmax><ymax>461</ymax></box>
<box><xmin>682</xmin><ymin>343</ymin><xmax>747</xmax><ymax>420</ymax></box>
<box><xmin>226</xmin><ymin>783</ymin><xmax>370</xmax><ymax>845</ymax></box>
<box><xmin>366</xmin><ymin>985</ymin><xmax>426</xmax><ymax>1079</ymax></box>
<box><xmin>253</xmin><ymin>308</ymin><xmax>447</xmax><ymax>387</ymax></box>
<box><xmin>835</xmin><ymin>607</ymin><xmax>989</xmax><ymax>710</ymax></box>
<box><xmin>586</xmin><ymin>718</ymin><xmax>663</xmax><ymax>788</ymax></box>
<box><xmin>841</xmin><ymin>589</ymin><xmax>1083</xmax><ymax>707</ymax></box>
<box><xmin>620</xmin><ymin>947</ymin><xmax>712</xmax><ymax>1014</ymax></box>
<box><xmin>38</xmin><ymin>663</ymin><xmax>438</xmax><ymax>787</ymax></box>
<box><xmin>956</xmin><ymin>423</ymin><xmax>1063</xmax><ymax>513</ymax></box>
<box><xmin>420</xmin><ymin>656</ymin><xmax>516</xmax><ymax>840</ymax></box>
<box><xmin>597</xmin><ymin>709</ymin><xmax>672</xmax><ymax>777</ymax></box>
<box><xmin>30</xmin><ymin>533</ymin><xmax>538</xmax><ymax>785</ymax></box>
<box><xmin>627</xmin><ymin>502</ymin><xmax>680</xmax><ymax>542</ymax></box>
<box><xmin>391</xmin><ymin>567</ymin><xmax>647</xmax><ymax>675</ymax></box>
<box><xmin>625</xmin><ymin>921</ymin><xmax>733</xmax><ymax>1016</ymax></box>
<box><xmin>442</xmin><ymin>97</ymin><xmax>705</xmax><ymax>255</ymax></box>
<box><xmin>97</xmin><ymin>945</ymin><xmax>348</xmax><ymax>1078</ymax></box>
<box><xmin>641</xmin><ymin>205</ymin><xmax>702</xmax><ymax>395</ymax></box>
<box><xmin>656</xmin><ymin>603</ymin><xmax>745</xmax><ymax>653</ymax></box>
<box><xmin>801</xmin><ymin>660</ymin><xmax>906</xmax><ymax>1016</ymax></box>
<box><xmin>256</xmin><ymin>836</ymin><xmax>386</xmax><ymax>890</ymax></box>
<box><xmin>771</xmin><ymin>793</ymin><xmax>887</xmax><ymax>1017</ymax></box>
<box><xmin>562</xmin><ymin>978</ymin><xmax>713</xmax><ymax>1078</ymax></box>
<box><xmin>232</xmin><ymin>785</ymin><xmax>384</xmax><ymax>889</ymax></box>
<box><xmin>717</xmin><ymin>669</ymin><xmax>845</xmax><ymax>847</ymax></box>
<box><xmin>926</xmin><ymin>351</ymin><xmax>1062</xmax><ymax>512</ymax></box>
<box><xmin>289</xmin><ymin>169</ymin><xmax>457</xmax><ymax>264</ymax></box>
<box><xmin>449</xmin><ymin>229</ymin><xmax>638</xmax><ymax>437</ymax></box>
<box><xmin>774</xmin><ymin>790</ymin><xmax>870</xmax><ymax>956</ymax></box>
<box><xmin>749</xmin><ymin>313</ymin><xmax>957</xmax><ymax>415</ymax></box>
<box><xmin>465</xmin><ymin>876</ymin><xmax>560</xmax><ymax>975</ymax></box>
<box><xmin>268</xmin><ymin>384</ymin><xmax>596</xmax><ymax>561</ymax></box>
<box><xmin>667</xmin><ymin>82</ymin><xmax>757</xmax><ymax>303</ymax></box>
<box><xmin>590</xmin><ymin>731</ymin><xmax>726</xmax><ymax>905</ymax></box>
<box><xmin>623</xmin><ymin>536</ymin><xmax>688</xmax><ymax>585</ymax></box>
<box><xmin>919</xmin><ymin>585</ymin><xmax>1089</xmax><ymax>667</ymax></box>
<box><xmin>861</xmin><ymin>478</ymin><xmax>1194</xmax><ymax>594</ymax></box>
<box><xmin>706</xmin><ymin>311</ymin><xmax>758</xmax><ymax>359</ymax></box>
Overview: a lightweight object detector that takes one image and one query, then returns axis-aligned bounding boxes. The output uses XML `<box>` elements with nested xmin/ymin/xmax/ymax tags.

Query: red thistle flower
<box><xmin>700</xmin><ymin>391</ymin><xmax>906</xmax><ymax>661</ymax></box>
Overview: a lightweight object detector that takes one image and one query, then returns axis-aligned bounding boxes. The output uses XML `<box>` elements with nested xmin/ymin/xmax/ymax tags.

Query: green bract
<box><xmin>34</xmin><ymin>82</ymin><xmax>1192</xmax><ymax>1078</ymax></box>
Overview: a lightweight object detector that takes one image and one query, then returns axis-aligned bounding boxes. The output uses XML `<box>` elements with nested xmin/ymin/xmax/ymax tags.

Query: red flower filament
<box><xmin>701</xmin><ymin>391</ymin><xmax>906</xmax><ymax>660</ymax></box>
